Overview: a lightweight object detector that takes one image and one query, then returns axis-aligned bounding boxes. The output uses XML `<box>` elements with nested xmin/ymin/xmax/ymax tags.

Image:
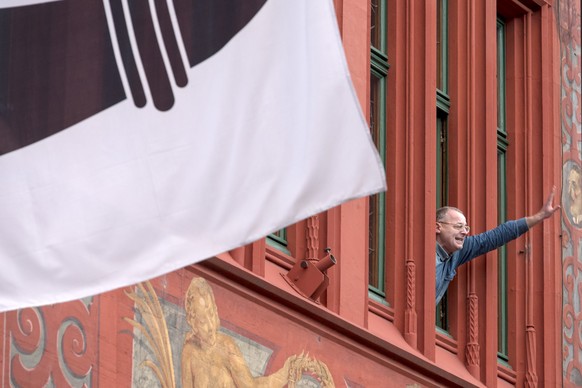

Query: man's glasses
<box><xmin>438</xmin><ymin>221</ymin><xmax>471</xmax><ymax>232</ymax></box>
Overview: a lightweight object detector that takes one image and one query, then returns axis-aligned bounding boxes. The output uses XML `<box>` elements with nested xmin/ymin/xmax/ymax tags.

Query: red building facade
<box><xmin>1</xmin><ymin>0</ymin><xmax>580</xmax><ymax>387</ymax></box>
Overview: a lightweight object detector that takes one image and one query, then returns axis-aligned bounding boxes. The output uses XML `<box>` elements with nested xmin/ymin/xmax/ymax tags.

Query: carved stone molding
<box><xmin>404</xmin><ymin>259</ymin><xmax>417</xmax><ymax>348</ymax></box>
<box><xmin>306</xmin><ymin>215</ymin><xmax>320</xmax><ymax>260</ymax></box>
<box><xmin>465</xmin><ymin>293</ymin><xmax>480</xmax><ymax>378</ymax></box>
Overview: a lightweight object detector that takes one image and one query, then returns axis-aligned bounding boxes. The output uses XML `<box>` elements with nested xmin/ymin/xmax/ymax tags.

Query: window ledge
<box><xmin>265</xmin><ymin>244</ymin><xmax>294</xmax><ymax>270</ymax></box>
<box><xmin>436</xmin><ymin>329</ymin><xmax>458</xmax><ymax>354</ymax></box>
<box><xmin>368</xmin><ymin>299</ymin><xmax>394</xmax><ymax>322</ymax></box>
<box><xmin>497</xmin><ymin>362</ymin><xmax>517</xmax><ymax>384</ymax></box>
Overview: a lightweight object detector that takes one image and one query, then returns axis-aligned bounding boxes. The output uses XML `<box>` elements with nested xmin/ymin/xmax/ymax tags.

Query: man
<box><xmin>435</xmin><ymin>187</ymin><xmax>560</xmax><ymax>304</ymax></box>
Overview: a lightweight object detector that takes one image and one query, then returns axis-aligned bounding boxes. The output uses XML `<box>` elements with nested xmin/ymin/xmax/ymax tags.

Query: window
<box><xmin>267</xmin><ymin>229</ymin><xmax>291</xmax><ymax>255</ymax></box>
<box><xmin>436</xmin><ymin>0</ymin><xmax>451</xmax><ymax>331</ymax></box>
<box><xmin>496</xmin><ymin>18</ymin><xmax>510</xmax><ymax>364</ymax></box>
<box><xmin>368</xmin><ymin>0</ymin><xmax>389</xmax><ymax>303</ymax></box>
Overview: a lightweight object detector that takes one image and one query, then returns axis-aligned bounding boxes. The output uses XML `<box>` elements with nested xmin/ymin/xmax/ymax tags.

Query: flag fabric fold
<box><xmin>0</xmin><ymin>0</ymin><xmax>385</xmax><ymax>312</ymax></box>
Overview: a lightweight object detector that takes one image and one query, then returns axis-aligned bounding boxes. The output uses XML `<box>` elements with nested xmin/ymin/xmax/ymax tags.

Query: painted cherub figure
<box><xmin>181</xmin><ymin>277</ymin><xmax>292</xmax><ymax>387</ymax></box>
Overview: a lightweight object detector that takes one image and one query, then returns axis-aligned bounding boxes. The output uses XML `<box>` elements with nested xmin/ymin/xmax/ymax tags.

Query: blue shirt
<box><xmin>435</xmin><ymin>218</ymin><xmax>529</xmax><ymax>304</ymax></box>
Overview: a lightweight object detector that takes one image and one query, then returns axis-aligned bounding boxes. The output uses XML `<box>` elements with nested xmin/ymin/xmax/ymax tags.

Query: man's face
<box><xmin>436</xmin><ymin>209</ymin><xmax>469</xmax><ymax>255</ymax></box>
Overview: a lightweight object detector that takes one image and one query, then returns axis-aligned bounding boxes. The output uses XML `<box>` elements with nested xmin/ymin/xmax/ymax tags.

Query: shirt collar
<box><xmin>436</xmin><ymin>243</ymin><xmax>451</xmax><ymax>262</ymax></box>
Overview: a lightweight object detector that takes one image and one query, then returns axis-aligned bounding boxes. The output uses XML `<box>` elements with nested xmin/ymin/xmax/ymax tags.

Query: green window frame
<box><xmin>436</xmin><ymin>0</ymin><xmax>451</xmax><ymax>331</ymax></box>
<box><xmin>368</xmin><ymin>0</ymin><xmax>389</xmax><ymax>303</ymax></box>
<box><xmin>267</xmin><ymin>229</ymin><xmax>291</xmax><ymax>255</ymax></box>
<box><xmin>496</xmin><ymin>18</ymin><xmax>510</xmax><ymax>364</ymax></box>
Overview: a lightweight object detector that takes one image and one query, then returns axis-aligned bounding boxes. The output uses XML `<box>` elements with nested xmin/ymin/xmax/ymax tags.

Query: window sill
<box><xmin>436</xmin><ymin>328</ymin><xmax>458</xmax><ymax>355</ymax></box>
<box><xmin>368</xmin><ymin>298</ymin><xmax>394</xmax><ymax>322</ymax></box>
<box><xmin>497</xmin><ymin>362</ymin><xmax>516</xmax><ymax>384</ymax></box>
<box><xmin>265</xmin><ymin>244</ymin><xmax>294</xmax><ymax>270</ymax></box>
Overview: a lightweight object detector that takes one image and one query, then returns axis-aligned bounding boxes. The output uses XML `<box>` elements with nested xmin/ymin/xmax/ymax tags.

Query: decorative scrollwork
<box><xmin>559</xmin><ymin>0</ymin><xmax>581</xmax><ymax>383</ymax></box>
<box><xmin>59</xmin><ymin>318</ymin><xmax>93</xmax><ymax>380</ymax></box>
<box><xmin>7</xmin><ymin>300</ymin><xmax>97</xmax><ymax>387</ymax></box>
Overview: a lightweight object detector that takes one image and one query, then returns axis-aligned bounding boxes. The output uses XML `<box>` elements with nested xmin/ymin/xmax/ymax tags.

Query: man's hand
<box><xmin>526</xmin><ymin>186</ymin><xmax>561</xmax><ymax>228</ymax></box>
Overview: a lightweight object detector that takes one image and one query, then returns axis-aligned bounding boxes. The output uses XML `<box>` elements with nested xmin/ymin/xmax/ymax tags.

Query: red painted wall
<box><xmin>0</xmin><ymin>0</ymin><xmax>571</xmax><ymax>387</ymax></box>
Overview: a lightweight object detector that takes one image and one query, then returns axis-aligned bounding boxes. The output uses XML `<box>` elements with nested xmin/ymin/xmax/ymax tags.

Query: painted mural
<box><xmin>125</xmin><ymin>277</ymin><xmax>335</xmax><ymax>387</ymax></box>
<box><xmin>0</xmin><ymin>269</ymin><xmax>426</xmax><ymax>387</ymax></box>
<box><xmin>3</xmin><ymin>298</ymin><xmax>98</xmax><ymax>387</ymax></box>
<box><xmin>559</xmin><ymin>0</ymin><xmax>582</xmax><ymax>385</ymax></box>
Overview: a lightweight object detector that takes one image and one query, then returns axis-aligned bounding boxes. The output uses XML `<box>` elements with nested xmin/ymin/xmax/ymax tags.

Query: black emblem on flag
<box><xmin>0</xmin><ymin>0</ymin><xmax>267</xmax><ymax>155</ymax></box>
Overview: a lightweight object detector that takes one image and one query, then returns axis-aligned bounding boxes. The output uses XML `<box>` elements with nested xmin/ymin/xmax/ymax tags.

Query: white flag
<box><xmin>0</xmin><ymin>0</ymin><xmax>385</xmax><ymax>312</ymax></box>
<box><xmin>0</xmin><ymin>0</ymin><xmax>61</xmax><ymax>8</ymax></box>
